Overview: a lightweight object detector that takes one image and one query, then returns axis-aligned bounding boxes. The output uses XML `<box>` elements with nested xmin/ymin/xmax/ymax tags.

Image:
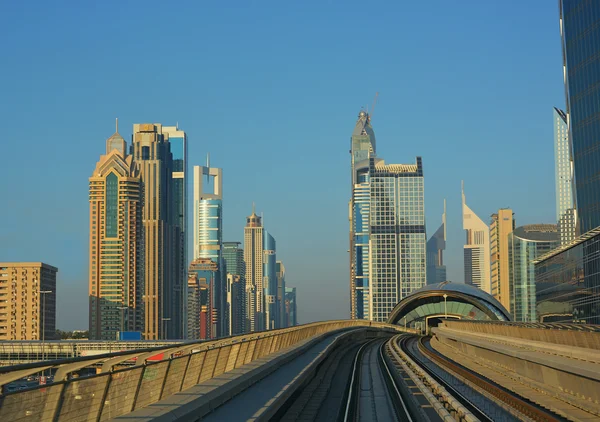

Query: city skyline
<box><xmin>1</xmin><ymin>1</ymin><xmax>563</xmax><ymax>330</ymax></box>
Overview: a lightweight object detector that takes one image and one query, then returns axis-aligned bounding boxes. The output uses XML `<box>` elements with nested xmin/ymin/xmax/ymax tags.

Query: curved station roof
<box><xmin>387</xmin><ymin>281</ymin><xmax>511</xmax><ymax>326</ymax></box>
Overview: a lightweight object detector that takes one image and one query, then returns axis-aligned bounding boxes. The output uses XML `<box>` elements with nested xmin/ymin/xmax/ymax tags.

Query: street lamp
<box><xmin>162</xmin><ymin>318</ymin><xmax>171</xmax><ymax>340</ymax></box>
<box><xmin>443</xmin><ymin>294</ymin><xmax>448</xmax><ymax>319</ymax></box>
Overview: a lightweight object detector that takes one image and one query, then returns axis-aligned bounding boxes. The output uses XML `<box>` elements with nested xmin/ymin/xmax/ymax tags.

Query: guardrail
<box><xmin>0</xmin><ymin>320</ymin><xmax>406</xmax><ymax>421</ymax></box>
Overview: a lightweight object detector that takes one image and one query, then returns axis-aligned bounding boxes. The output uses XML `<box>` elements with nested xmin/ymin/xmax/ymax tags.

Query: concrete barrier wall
<box><xmin>0</xmin><ymin>320</ymin><xmax>406</xmax><ymax>421</ymax></box>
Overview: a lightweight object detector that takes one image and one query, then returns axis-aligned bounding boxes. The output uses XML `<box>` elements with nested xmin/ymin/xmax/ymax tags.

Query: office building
<box><xmin>426</xmin><ymin>200</ymin><xmax>446</xmax><ymax>285</ymax></box>
<box><xmin>462</xmin><ymin>182</ymin><xmax>491</xmax><ymax>293</ymax></box>
<box><xmin>89</xmin><ymin>122</ymin><xmax>143</xmax><ymax>340</ymax></box>
<box><xmin>553</xmin><ymin>108</ymin><xmax>576</xmax><ymax>244</ymax></box>
<box><xmin>276</xmin><ymin>261</ymin><xmax>286</xmax><ymax>328</ymax></box>
<box><xmin>0</xmin><ymin>263</ymin><xmax>57</xmax><ymax>341</ymax></box>
<box><xmin>490</xmin><ymin>209</ymin><xmax>514</xmax><ymax>312</ymax></box>
<box><xmin>508</xmin><ymin>225</ymin><xmax>559</xmax><ymax>322</ymax></box>
<box><xmin>263</xmin><ymin>230</ymin><xmax>277</xmax><ymax>330</ymax></box>
<box><xmin>226</xmin><ymin>273</ymin><xmax>245</xmax><ymax>335</ymax></box>
<box><xmin>132</xmin><ymin>123</ymin><xmax>178</xmax><ymax>340</ymax></box>
<box><xmin>284</xmin><ymin>287</ymin><xmax>297</xmax><ymax>327</ymax></box>
<box><xmin>244</xmin><ymin>206</ymin><xmax>264</xmax><ymax>331</ymax></box>
<box><xmin>349</xmin><ymin>110</ymin><xmax>375</xmax><ymax>320</ymax></box>
<box><xmin>349</xmin><ymin>110</ymin><xmax>427</xmax><ymax>322</ymax></box>
<box><xmin>187</xmin><ymin>258</ymin><xmax>220</xmax><ymax>340</ymax></box>
<box><xmin>162</xmin><ymin>126</ymin><xmax>188</xmax><ymax>338</ymax></box>
<box><xmin>223</xmin><ymin>242</ymin><xmax>246</xmax><ymax>334</ymax></box>
<box><xmin>193</xmin><ymin>163</ymin><xmax>225</xmax><ymax>336</ymax></box>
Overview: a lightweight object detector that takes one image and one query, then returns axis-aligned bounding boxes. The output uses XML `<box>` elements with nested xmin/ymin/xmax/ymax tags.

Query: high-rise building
<box><xmin>223</xmin><ymin>242</ymin><xmax>246</xmax><ymax>334</ymax></box>
<box><xmin>132</xmin><ymin>123</ymin><xmax>178</xmax><ymax>340</ymax></box>
<box><xmin>508</xmin><ymin>225</ymin><xmax>559</xmax><ymax>322</ymax></box>
<box><xmin>490</xmin><ymin>209</ymin><xmax>515</xmax><ymax>312</ymax></box>
<box><xmin>284</xmin><ymin>286</ymin><xmax>297</xmax><ymax>327</ymax></box>
<box><xmin>349</xmin><ymin>110</ymin><xmax>427</xmax><ymax>321</ymax></box>
<box><xmin>89</xmin><ymin>122</ymin><xmax>143</xmax><ymax>340</ymax></box>
<box><xmin>369</xmin><ymin>157</ymin><xmax>426</xmax><ymax>322</ymax></box>
<box><xmin>0</xmin><ymin>263</ymin><xmax>57</xmax><ymax>341</ymax></box>
<box><xmin>553</xmin><ymin>108</ymin><xmax>576</xmax><ymax>245</ymax></box>
<box><xmin>226</xmin><ymin>273</ymin><xmax>245</xmax><ymax>336</ymax></box>
<box><xmin>426</xmin><ymin>200</ymin><xmax>446</xmax><ymax>285</ymax></box>
<box><xmin>349</xmin><ymin>111</ymin><xmax>375</xmax><ymax>320</ymax></box>
<box><xmin>193</xmin><ymin>163</ymin><xmax>225</xmax><ymax>337</ymax></box>
<box><xmin>187</xmin><ymin>258</ymin><xmax>219</xmax><ymax>340</ymax></box>
<box><xmin>244</xmin><ymin>206</ymin><xmax>264</xmax><ymax>331</ymax></box>
<box><xmin>560</xmin><ymin>1</ymin><xmax>600</xmax><ymax>233</ymax></box>
<box><xmin>276</xmin><ymin>261</ymin><xmax>286</xmax><ymax>328</ymax></box>
<box><xmin>162</xmin><ymin>126</ymin><xmax>187</xmax><ymax>338</ymax></box>
<box><xmin>462</xmin><ymin>182</ymin><xmax>491</xmax><ymax>293</ymax></box>
<box><xmin>263</xmin><ymin>230</ymin><xmax>277</xmax><ymax>330</ymax></box>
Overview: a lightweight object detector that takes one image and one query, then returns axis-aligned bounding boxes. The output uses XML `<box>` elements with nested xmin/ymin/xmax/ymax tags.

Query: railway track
<box><xmin>398</xmin><ymin>334</ymin><xmax>565</xmax><ymax>422</ymax></box>
<box><xmin>344</xmin><ymin>339</ymin><xmax>413</xmax><ymax>422</ymax></box>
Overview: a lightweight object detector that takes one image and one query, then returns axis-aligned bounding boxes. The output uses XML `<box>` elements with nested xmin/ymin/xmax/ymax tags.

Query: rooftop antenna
<box><xmin>206</xmin><ymin>153</ymin><xmax>210</xmax><ymax>183</ymax></box>
<box><xmin>116</xmin><ymin>117</ymin><xmax>119</xmax><ymax>133</ymax></box>
<box><xmin>252</xmin><ymin>202</ymin><xmax>256</xmax><ymax>215</ymax></box>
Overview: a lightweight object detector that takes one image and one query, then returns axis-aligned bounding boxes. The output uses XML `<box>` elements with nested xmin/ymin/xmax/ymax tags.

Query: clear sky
<box><xmin>0</xmin><ymin>0</ymin><xmax>563</xmax><ymax>330</ymax></box>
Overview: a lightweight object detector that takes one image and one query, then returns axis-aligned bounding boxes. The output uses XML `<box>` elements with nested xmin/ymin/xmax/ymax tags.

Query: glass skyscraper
<box><xmin>508</xmin><ymin>225</ymin><xmax>559</xmax><ymax>322</ymax></box>
<box><xmin>223</xmin><ymin>242</ymin><xmax>246</xmax><ymax>335</ymax></box>
<box><xmin>553</xmin><ymin>108</ymin><xmax>576</xmax><ymax>244</ymax></box>
<box><xmin>426</xmin><ymin>200</ymin><xmax>446</xmax><ymax>285</ymax></box>
<box><xmin>462</xmin><ymin>182</ymin><xmax>491</xmax><ymax>293</ymax></box>
<box><xmin>349</xmin><ymin>110</ymin><xmax>427</xmax><ymax>322</ymax></box>
<box><xmin>263</xmin><ymin>230</ymin><xmax>278</xmax><ymax>329</ymax></box>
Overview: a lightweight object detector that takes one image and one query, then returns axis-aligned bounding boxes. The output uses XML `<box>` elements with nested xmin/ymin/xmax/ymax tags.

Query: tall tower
<box><xmin>349</xmin><ymin>110</ymin><xmax>376</xmax><ymax>320</ymax></box>
<box><xmin>462</xmin><ymin>182</ymin><xmax>491</xmax><ymax>293</ymax></box>
<box><xmin>263</xmin><ymin>230</ymin><xmax>277</xmax><ymax>330</ymax></box>
<box><xmin>276</xmin><ymin>261</ymin><xmax>286</xmax><ymax>328</ymax></box>
<box><xmin>426</xmin><ymin>200</ymin><xmax>447</xmax><ymax>285</ymax></box>
<box><xmin>89</xmin><ymin>122</ymin><xmax>143</xmax><ymax>340</ymax></box>
<box><xmin>132</xmin><ymin>123</ymin><xmax>176</xmax><ymax>340</ymax></box>
<box><xmin>162</xmin><ymin>125</ymin><xmax>187</xmax><ymax>338</ymax></box>
<box><xmin>223</xmin><ymin>242</ymin><xmax>246</xmax><ymax>334</ymax></box>
<box><xmin>490</xmin><ymin>209</ymin><xmax>514</xmax><ymax>311</ymax></box>
<box><xmin>193</xmin><ymin>163</ymin><xmax>225</xmax><ymax>336</ymax></box>
<box><xmin>553</xmin><ymin>108</ymin><xmax>576</xmax><ymax>244</ymax></box>
<box><xmin>244</xmin><ymin>206</ymin><xmax>264</xmax><ymax>331</ymax></box>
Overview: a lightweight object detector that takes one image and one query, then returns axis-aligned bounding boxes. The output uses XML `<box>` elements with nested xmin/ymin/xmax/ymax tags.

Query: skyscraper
<box><xmin>187</xmin><ymin>258</ymin><xmax>219</xmax><ymax>339</ymax></box>
<box><xmin>462</xmin><ymin>182</ymin><xmax>491</xmax><ymax>293</ymax></box>
<box><xmin>276</xmin><ymin>261</ymin><xmax>286</xmax><ymax>328</ymax></box>
<box><xmin>553</xmin><ymin>108</ymin><xmax>576</xmax><ymax>245</ymax></box>
<box><xmin>263</xmin><ymin>230</ymin><xmax>277</xmax><ymax>329</ymax></box>
<box><xmin>0</xmin><ymin>263</ymin><xmax>57</xmax><ymax>341</ymax></box>
<box><xmin>349</xmin><ymin>110</ymin><xmax>427</xmax><ymax>321</ymax></box>
<box><xmin>490</xmin><ymin>209</ymin><xmax>514</xmax><ymax>312</ymax></box>
<box><xmin>560</xmin><ymin>1</ymin><xmax>600</xmax><ymax>233</ymax></box>
<box><xmin>226</xmin><ymin>273</ymin><xmax>245</xmax><ymax>336</ymax></box>
<box><xmin>89</xmin><ymin>122</ymin><xmax>143</xmax><ymax>340</ymax></box>
<box><xmin>284</xmin><ymin>286</ymin><xmax>297</xmax><ymax>327</ymax></box>
<box><xmin>162</xmin><ymin>126</ymin><xmax>187</xmax><ymax>338</ymax></box>
<box><xmin>193</xmin><ymin>163</ymin><xmax>225</xmax><ymax>337</ymax></box>
<box><xmin>508</xmin><ymin>225</ymin><xmax>559</xmax><ymax>322</ymax></box>
<box><xmin>244</xmin><ymin>206</ymin><xmax>264</xmax><ymax>331</ymax></box>
<box><xmin>223</xmin><ymin>242</ymin><xmax>246</xmax><ymax>334</ymax></box>
<box><xmin>426</xmin><ymin>200</ymin><xmax>446</xmax><ymax>285</ymax></box>
<box><xmin>132</xmin><ymin>123</ymin><xmax>177</xmax><ymax>340</ymax></box>
<box><xmin>349</xmin><ymin>111</ymin><xmax>376</xmax><ymax>320</ymax></box>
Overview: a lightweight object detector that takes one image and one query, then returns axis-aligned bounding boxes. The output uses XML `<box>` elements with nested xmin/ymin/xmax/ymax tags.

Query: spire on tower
<box><xmin>116</xmin><ymin>117</ymin><xmax>119</xmax><ymax>133</ymax></box>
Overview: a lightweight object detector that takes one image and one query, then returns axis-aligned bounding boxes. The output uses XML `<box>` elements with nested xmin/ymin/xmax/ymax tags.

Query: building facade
<box><xmin>490</xmin><ymin>209</ymin><xmax>514</xmax><ymax>312</ymax></box>
<box><xmin>560</xmin><ymin>1</ymin><xmax>600</xmax><ymax>234</ymax></box>
<box><xmin>244</xmin><ymin>207</ymin><xmax>264</xmax><ymax>331</ymax></box>
<box><xmin>193</xmin><ymin>164</ymin><xmax>225</xmax><ymax>337</ymax></box>
<box><xmin>0</xmin><ymin>263</ymin><xmax>57</xmax><ymax>341</ymax></box>
<box><xmin>276</xmin><ymin>261</ymin><xmax>286</xmax><ymax>328</ymax></box>
<box><xmin>508</xmin><ymin>225</ymin><xmax>559</xmax><ymax>322</ymax></box>
<box><xmin>284</xmin><ymin>286</ymin><xmax>297</xmax><ymax>327</ymax></box>
<box><xmin>89</xmin><ymin>124</ymin><xmax>143</xmax><ymax>340</ymax></box>
<box><xmin>226</xmin><ymin>273</ymin><xmax>245</xmax><ymax>336</ymax></box>
<box><xmin>187</xmin><ymin>258</ymin><xmax>219</xmax><ymax>340</ymax></box>
<box><xmin>162</xmin><ymin>126</ymin><xmax>187</xmax><ymax>338</ymax></box>
<box><xmin>223</xmin><ymin>242</ymin><xmax>246</xmax><ymax>334</ymax></box>
<box><xmin>369</xmin><ymin>157</ymin><xmax>426</xmax><ymax>322</ymax></box>
<box><xmin>132</xmin><ymin>123</ymin><xmax>179</xmax><ymax>340</ymax></box>
<box><xmin>426</xmin><ymin>200</ymin><xmax>446</xmax><ymax>285</ymax></box>
<box><xmin>554</xmin><ymin>108</ymin><xmax>576</xmax><ymax>244</ymax></box>
<box><xmin>349</xmin><ymin>110</ymin><xmax>426</xmax><ymax>322</ymax></box>
<box><xmin>462</xmin><ymin>183</ymin><xmax>491</xmax><ymax>293</ymax></box>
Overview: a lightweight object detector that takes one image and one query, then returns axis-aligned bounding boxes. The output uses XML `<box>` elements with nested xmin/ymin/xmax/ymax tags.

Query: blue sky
<box><xmin>0</xmin><ymin>1</ymin><xmax>563</xmax><ymax>330</ymax></box>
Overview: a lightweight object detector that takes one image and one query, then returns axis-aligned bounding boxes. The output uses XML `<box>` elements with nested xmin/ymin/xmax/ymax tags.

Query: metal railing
<box><xmin>0</xmin><ymin>320</ymin><xmax>405</xmax><ymax>421</ymax></box>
